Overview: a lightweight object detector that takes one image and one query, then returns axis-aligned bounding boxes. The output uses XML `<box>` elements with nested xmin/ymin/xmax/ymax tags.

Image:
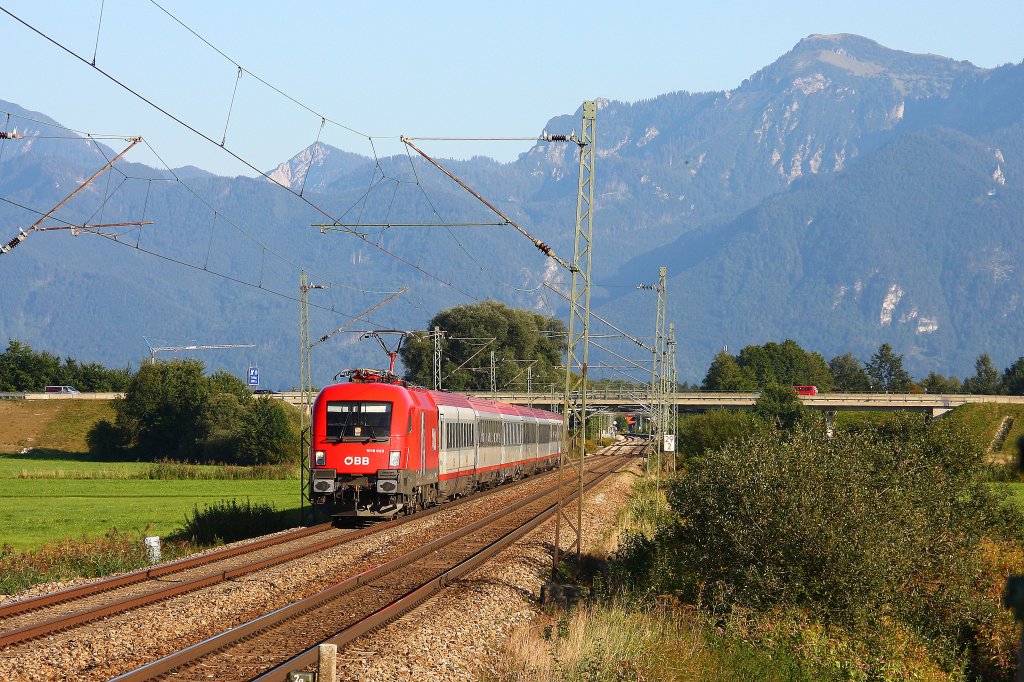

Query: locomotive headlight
<box><xmin>389</xmin><ymin>450</ymin><xmax>401</xmax><ymax>467</ymax></box>
<box><xmin>314</xmin><ymin>450</ymin><xmax>326</xmax><ymax>466</ymax></box>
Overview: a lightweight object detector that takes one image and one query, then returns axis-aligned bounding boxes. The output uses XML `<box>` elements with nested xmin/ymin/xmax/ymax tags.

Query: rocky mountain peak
<box><xmin>748</xmin><ymin>33</ymin><xmax>982</xmax><ymax>98</ymax></box>
<box><xmin>268</xmin><ymin>141</ymin><xmax>331</xmax><ymax>189</ymax></box>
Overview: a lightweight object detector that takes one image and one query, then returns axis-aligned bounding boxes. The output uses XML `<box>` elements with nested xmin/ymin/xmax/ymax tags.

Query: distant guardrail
<box><xmin>18</xmin><ymin>392</ymin><xmax>125</xmax><ymax>400</ymax></box>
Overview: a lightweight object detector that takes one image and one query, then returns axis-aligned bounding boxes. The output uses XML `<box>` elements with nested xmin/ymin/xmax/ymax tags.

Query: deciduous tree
<box><xmin>920</xmin><ymin>372</ymin><xmax>962</xmax><ymax>394</ymax></box>
<box><xmin>399</xmin><ymin>301</ymin><xmax>565</xmax><ymax>391</ymax></box>
<box><xmin>865</xmin><ymin>343</ymin><xmax>912</xmax><ymax>392</ymax></box>
<box><xmin>828</xmin><ymin>353</ymin><xmax>870</xmax><ymax>392</ymax></box>
<box><xmin>962</xmin><ymin>353</ymin><xmax>1003</xmax><ymax>395</ymax></box>
<box><xmin>701</xmin><ymin>350</ymin><xmax>752</xmax><ymax>391</ymax></box>
<box><xmin>753</xmin><ymin>383</ymin><xmax>804</xmax><ymax>429</ymax></box>
<box><xmin>91</xmin><ymin>360</ymin><xmax>296</xmax><ymax>464</ymax></box>
<box><xmin>1003</xmin><ymin>357</ymin><xmax>1024</xmax><ymax>396</ymax></box>
<box><xmin>704</xmin><ymin>340</ymin><xmax>833</xmax><ymax>391</ymax></box>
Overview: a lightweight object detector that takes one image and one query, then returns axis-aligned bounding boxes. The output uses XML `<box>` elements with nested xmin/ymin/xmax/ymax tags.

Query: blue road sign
<box><xmin>248</xmin><ymin>367</ymin><xmax>259</xmax><ymax>386</ymax></box>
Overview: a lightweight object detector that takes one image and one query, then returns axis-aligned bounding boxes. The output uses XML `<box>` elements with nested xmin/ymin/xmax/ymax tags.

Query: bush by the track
<box><xmin>169</xmin><ymin>498</ymin><xmax>298</xmax><ymax>546</ymax></box>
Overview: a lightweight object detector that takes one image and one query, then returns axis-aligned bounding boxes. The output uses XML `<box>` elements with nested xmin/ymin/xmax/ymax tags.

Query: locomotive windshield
<box><xmin>325</xmin><ymin>401</ymin><xmax>393</xmax><ymax>442</ymax></box>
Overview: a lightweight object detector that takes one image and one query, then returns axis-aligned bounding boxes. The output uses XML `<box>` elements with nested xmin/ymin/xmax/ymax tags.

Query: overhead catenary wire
<box><xmin>1</xmin><ymin>136</ymin><xmax>140</xmax><ymax>254</ymax></box>
<box><xmin>0</xmin><ymin>123</ymin><xmax>397</xmax><ymax>299</ymax></box>
<box><xmin>90</xmin><ymin>0</ymin><xmax>105</xmax><ymax>66</ymax></box>
<box><xmin>0</xmin><ymin>6</ymin><xmax>478</xmax><ymax>302</ymax></box>
<box><xmin>0</xmin><ymin>146</ymin><xmax>396</xmax><ymax>325</ymax></box>
<box><xmin>401</xmin><ymin>136</ymin><xmax>574</xmax><ymax>273</ymax></box>
<box><xmin>589</xmin><ymin>339</ymin><xmax>651</xmax><ymax>374</ymax></box>
<box><xmin>543</xmin><ymin>283</ymin><xmax>654</xmax><ymax>352</ymax></box>
<box><xmin>146</xmin><ymin>0</ymin><xmax>369</xmax><ymax>138</ymax></box>
<box><xmin>1</xmin><ymin>8</ymin><xmax>564</xmax><ymax>304</ymax></box>
<box><xmin>134</xmin><ymin>138</ymin><xmax>397</xmax><ymax>296</ymax></box>
<box><xmin>392</xmin><ymin>143</ymin><xmax>548</xmax><ymax>296</ymax></box>
<box><xmin>395</xmin><ymin>143</ymin><xmax>523</xmax><ymax>291</ymax></box>
<box><xmin>441</xmin><ymin>337</ymin><xmax>496</xmax><ymax>385</ymax></box>
<box><xmin>309</xmin><ymin>288</ymin><xmax>408</xmax><ymax>350</ymax></box>
<box><xmin>5</xmin><ymin>5</ymin><xmax>590</xmax><ymax>317</ymax></box>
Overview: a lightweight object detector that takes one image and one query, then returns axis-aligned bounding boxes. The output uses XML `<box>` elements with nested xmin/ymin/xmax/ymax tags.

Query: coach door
<box><xmin>420</xmin><ymin>412</ymin><xmax>426</xmax><ymax>473</ymax></box>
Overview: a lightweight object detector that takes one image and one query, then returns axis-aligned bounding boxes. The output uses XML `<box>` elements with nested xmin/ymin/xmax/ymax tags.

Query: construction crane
<box><xmin>143</xmin><ymin>337</ymin><xmax>255</xmax><ymax>364</ymax></box>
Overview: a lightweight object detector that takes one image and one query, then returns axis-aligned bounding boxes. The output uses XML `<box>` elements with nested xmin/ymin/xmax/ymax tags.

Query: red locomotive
<box><xmin>309</xmin><ymin>369</ymin><xmax>563</xmax><ymax>518</ymax></box>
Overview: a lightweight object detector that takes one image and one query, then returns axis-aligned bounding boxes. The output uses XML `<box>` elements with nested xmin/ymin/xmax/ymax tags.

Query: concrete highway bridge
<box><xmin>10</xmin><ymin>390</ymin><xmax>1023</xmax><ymax>419</ymax></box>
<box><xmin>272</xmin><ymin>390</ymin><xmax>1024</xmax><ymax>419</ymax></box>
<box><xmin>474</xmin><ymin>391</ymin><xmax>1024</xmax><ymax>418</ymax></box>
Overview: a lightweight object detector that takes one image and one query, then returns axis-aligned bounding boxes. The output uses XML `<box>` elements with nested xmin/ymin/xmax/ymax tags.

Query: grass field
<box><xmin>946</xmin><ymin>403</ymin><xmax>1024</xmax><ymax>465</ymax></box>
<box><xmin>1001</xmin><ymin>482</ymin><xmax>1024</xmax><ymax>508</ymax></box>
<box><xmin>0</xmin><ymin>400</ymin><xmax>116</xmax><ymax>454</ymax></box>
<box><xmin>0</xmin><ymin>451</ymin><xmax>153</xmax><ymax>479</ymax></box>
<box><xmin>0</xmin><ymin>399</ymin><xmax>302</xmax><ymax>550</ymax></box>
<box><xmin>0</xmin><ymin>479</ymin><xmax>303</xmax><ymax>549</ymax></box>
<box><xmin>833</xmin><ymin>404</ymin><xmax>1024</xmax><ymax>466</ymax></box>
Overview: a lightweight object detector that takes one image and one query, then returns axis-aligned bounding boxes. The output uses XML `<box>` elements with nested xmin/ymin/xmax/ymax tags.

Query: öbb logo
<box><xmin>343</xmin><ymin>456</ymin><xmax>370</xmax><ymax>466</ymax></box>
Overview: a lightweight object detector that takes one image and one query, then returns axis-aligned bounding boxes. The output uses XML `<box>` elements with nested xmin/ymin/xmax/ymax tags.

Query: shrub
<box><xmin>87</xmin><ymin>361</ymin><xmax>297</xmax><ymax>466</ymax></box>
<box><xmin>676</xmin><ymin>409</ymin><xmax>761</xmax><ymax>462</ymax></box>
<box><xmin>752</xmin><ymin>383</ymin><xmax>804</xmax><ymax>429</ymax></box>
<box><xmin>234</xmin><ymin>397</ymin><xmax>296</xmax><ymax>465</ymax></box>
<box><xmin>169</xmin><ymin>498</ymin><xmax>296</xmax><ymax>545</ymax></box>
<box><xmin>624</xmin><ymin>414</ymin><xmax>1022</xmax><ymax>673</ymax></box>
<box><xmin>85</xmin><ymin>418</ymin><xmax>130</xmax><ymax>460</ymax></box>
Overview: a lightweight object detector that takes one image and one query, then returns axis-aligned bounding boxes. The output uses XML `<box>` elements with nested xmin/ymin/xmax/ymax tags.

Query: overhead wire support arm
<box><xmin>1</xmin><ymin>136</ymin><xmax>142</xmax><ymax>254</ymax></box>
<box><xmin>38</xmin><ymin>220</ymin><xmax>155</xmax><ymax>237</ymax></box>
<box><xmin>400</xmin><ymin>135</ymin><xmax>577</xmax><ymax>273</ymax></box>
<box><xmin>308</xmin><ymin>289</ymin><xmax>408</xmax><ymax>351</ymax></box>
<box><xmin>143</xmin><ymin>337</ymin><xmax>255</xmax><ymax>364</ymax></box>
<box><xmin>544</xmin><ymin>283</ymin><xmax>654</xmax><ymax>352</ymax></box>
<box><xmin>38</xmin><ymin>221</ymin><xmax>154</xmax><ymax>231</ymax></box>
<box><xmin>312</xmin><ymin>222</ymin><xmax>507</xmax><ymax>240</ymax></box>
<box><xmin>401</xmin><ymin>135</ymin><xmax>574</xmax><ymax>142</ymax></box>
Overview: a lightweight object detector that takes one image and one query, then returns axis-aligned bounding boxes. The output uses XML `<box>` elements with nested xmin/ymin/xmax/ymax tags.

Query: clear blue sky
<box><xmin>2</xmin><ymin>1</ymin><xmax>1022</xmax><ymax>177</ymax></box>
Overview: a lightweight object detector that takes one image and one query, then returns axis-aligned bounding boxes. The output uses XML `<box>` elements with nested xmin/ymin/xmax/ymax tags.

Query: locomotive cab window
<box><xmin>325</xmin><ymin>401</ymin><xmax>392</xmax><ymax>442</ymax></box>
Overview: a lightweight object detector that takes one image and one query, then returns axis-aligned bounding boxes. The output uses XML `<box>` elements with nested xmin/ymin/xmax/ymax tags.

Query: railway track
<box><xmin>111</xmin><ymin>453</ymin><xmax>635</xmax><ymax>681</ymax></box>
<box><xmin>0</xmin><ymin>445</ymin><xmax>642</xmax><ymax>651</ymax></box>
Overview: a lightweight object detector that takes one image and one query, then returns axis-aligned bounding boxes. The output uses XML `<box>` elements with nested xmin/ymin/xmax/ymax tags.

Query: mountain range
<box><xmin>1</xmin><ymin>33</ymin><xmax>1023</xmax><ymax>388</ymax></box>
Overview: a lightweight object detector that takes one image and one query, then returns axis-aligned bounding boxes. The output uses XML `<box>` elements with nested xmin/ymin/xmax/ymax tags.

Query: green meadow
<box><xmin>1003</xmin><ymin>482</ymin><xmax>1024</xmax><ymax>508</ymax></box>
<box><xmin>0</xmin><ymin>476</ymin><xmax>302</xmax><ymax>550</ymax></box>
<box><xmin>0</xmin><ymin>400</ymin><xmax>301</xmax><ymax>550</ymax></box>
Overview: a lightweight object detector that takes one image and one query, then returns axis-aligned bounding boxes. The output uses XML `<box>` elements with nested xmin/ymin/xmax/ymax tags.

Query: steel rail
<box><xmin>0</xmin><ymin>522</ymin><xmax>334</xmax><ymax>620</ymax></box>
<box><xmin>0</xmin><ymin>459</ymin><xmax>578</xmax><ymax>648</ymax></box>
<box><xmin>111</xmin><ymin>455</ymin><xmax>632</xmax><ymax>682</ymax></box>
<box><xmin>257</xmin><ymin>458</ymin><xmax>631</xmax><ymax>681</ymax></box>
